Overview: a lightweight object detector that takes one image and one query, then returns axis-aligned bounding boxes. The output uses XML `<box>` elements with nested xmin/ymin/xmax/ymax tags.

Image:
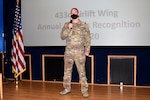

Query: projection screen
<box><xmin>21</xmin><ymin>0</ymin><xmax>150</xmax><ymax>46</ymax></box>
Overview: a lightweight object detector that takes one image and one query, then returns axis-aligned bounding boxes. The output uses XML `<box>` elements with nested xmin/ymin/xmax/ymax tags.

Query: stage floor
<box><xmin>2</xmin><ymin>81</ymin><xmax>150</xmax><ymax>100</ymax></box>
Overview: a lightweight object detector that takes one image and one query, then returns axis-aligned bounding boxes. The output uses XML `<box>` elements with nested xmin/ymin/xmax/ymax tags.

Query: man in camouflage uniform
<box><xmin>60</xmin><ymin>8</ymin><xmax>91</xmax><ymax>98</ymax></box>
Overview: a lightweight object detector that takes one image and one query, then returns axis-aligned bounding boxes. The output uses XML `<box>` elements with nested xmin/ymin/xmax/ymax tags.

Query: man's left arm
<box><xmin>84</xmin><ymin>23</ymin><xmax>91</xmax><ymax>56</ymax></box>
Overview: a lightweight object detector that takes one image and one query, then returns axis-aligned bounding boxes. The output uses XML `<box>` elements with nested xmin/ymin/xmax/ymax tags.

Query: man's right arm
<box><xmin>60</xmin><ymin>23</ymin><xmax>71</xmax><ymax>40</ymax></box>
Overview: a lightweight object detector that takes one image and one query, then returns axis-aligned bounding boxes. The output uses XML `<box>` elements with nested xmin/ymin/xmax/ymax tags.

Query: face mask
<box><xmin>71</xmin><ymin>14</ymin><xmax>79</xmax><ymax>19</ymax></box>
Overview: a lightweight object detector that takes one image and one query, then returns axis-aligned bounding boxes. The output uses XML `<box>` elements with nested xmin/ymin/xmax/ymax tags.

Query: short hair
<box><xmin>71</xmin><ymin>8</ymin><xmax>79</xmax><ymax>13</ymax></box>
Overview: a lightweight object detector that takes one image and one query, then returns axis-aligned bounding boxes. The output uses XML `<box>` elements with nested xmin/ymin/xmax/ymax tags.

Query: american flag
<box><xmin>12</xmin><ymin>1</ymin><xmax>26</xmax><ymax>78</ymax></box>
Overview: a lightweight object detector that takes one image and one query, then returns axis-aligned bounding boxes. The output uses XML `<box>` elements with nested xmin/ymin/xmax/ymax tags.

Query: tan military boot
<box><xmin>82</xmin><ymin>92</ymin><xmax>89</xmax><ymax>98</ymax></box>
<box><xmin>60</xmin><ymin>89</ymin><xmax>71</xmax><ymax>95</ymax></box>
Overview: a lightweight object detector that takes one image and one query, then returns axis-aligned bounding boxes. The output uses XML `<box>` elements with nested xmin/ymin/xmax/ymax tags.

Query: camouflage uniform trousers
<box><xmin>63</xmin><ymin>49</ymin><xmax>88</xmax><ymax>93</ymax></box>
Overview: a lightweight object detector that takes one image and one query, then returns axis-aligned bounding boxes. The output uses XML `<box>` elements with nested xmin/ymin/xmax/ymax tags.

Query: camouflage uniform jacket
<box><xmin>60</xmin><ymin>19</ymin><xmax>91</xmax><ymax>53</ymax></box>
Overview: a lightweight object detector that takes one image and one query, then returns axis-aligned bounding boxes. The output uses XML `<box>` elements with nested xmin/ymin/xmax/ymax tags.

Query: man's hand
<box><xmin>85</xmin><ymin>51</ymin><xmax>90</xmax><ymax>56</ymax></box>
<box><xmin>68</xmin><ymin>23</ymin><xmax>73</xmax><ymax>30</ymax></box>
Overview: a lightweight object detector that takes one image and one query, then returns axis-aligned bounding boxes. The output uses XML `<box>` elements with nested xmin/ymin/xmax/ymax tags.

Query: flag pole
<box><xmin>12</xmin><ymin>0</ymin><xmax>26</xmax><ymax>85</ymax></box>
<box><xmin>15</xmin><ymin>0</ymin><xmax>19</xmax><ymax>86</ymax></box>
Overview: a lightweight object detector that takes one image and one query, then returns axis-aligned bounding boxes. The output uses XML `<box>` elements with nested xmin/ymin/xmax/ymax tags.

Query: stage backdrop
<box><xmin>3</xmin><ymin>0</ymin><xmax>150</xmax><ymax>86</ymax></box>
